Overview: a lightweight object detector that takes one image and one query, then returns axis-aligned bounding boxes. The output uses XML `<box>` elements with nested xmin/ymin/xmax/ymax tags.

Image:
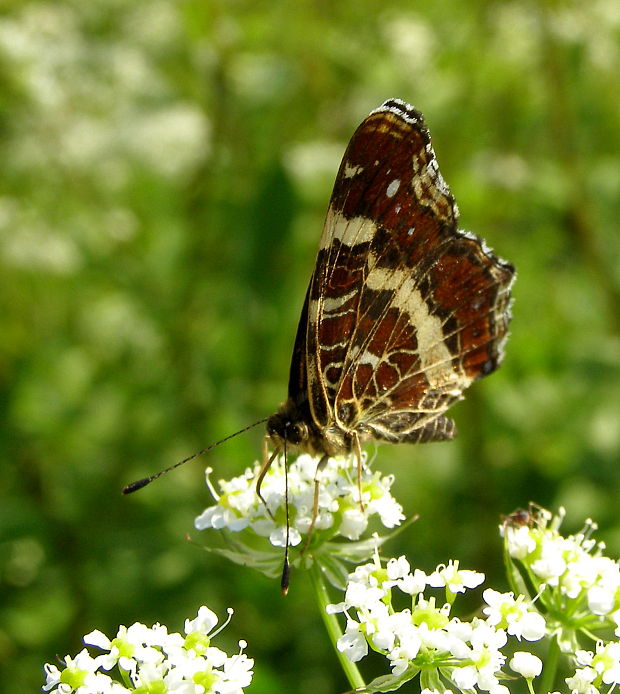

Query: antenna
<box><xmin>122</xmin><ymin>418</ymin><xmax>269</xmax><ymax>494</ymax></box>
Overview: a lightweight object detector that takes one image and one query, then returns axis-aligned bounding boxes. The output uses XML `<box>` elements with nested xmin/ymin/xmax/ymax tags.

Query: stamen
<box><xmin>211</xmin><ymin>607</ymin><xmax>234</xmax><ymax>638</ymax></box>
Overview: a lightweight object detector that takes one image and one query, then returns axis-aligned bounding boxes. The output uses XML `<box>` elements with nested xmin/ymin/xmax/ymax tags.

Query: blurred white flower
<box><xmin>122</xmin><ymin>104</ymin><xmax>210</xmax><ymax>178</ymax></box>
<box><xmin>382</xmin><ymin>14</ymin><xmax>437</xmax><ymax>76</ymax></box>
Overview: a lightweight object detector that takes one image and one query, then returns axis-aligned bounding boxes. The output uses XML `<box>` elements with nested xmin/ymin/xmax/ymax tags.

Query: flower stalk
<box><xmin>311</xmin><ymin>562</ymin><xmax>367</xmax><ymax>690</ymax></box>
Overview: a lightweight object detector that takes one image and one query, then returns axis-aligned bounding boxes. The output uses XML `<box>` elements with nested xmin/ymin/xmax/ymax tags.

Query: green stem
<box><xmin>310</xmin><ymin>563</ymin><xmax>366</xmax><ymax>691</ymax></box>
<box><xmin>539</xmin><ymin>632</ymin><xmax>561</xmax><ymax>694</ymax></box>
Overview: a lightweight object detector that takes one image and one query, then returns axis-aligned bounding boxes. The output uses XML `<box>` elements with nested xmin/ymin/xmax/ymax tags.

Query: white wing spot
<box><xmin>344</xmin><ymin>162</ymin><xmax>364</xmax><ymax>178</ymax></box>
<box><xmin>319</xmin><ymin>207</ymin><xmax>378</xmax><ymax>250</ymax></box>
<box><xmin>395</xmin><ymin>204</ymin><xmax>402</xmax><ymax>214</ymax></box>
<box><xmin>407</xmin><ymin>227</ymin><xmax>415</xmax><ymax>236</ymax></box>
<box><xmin>386</xmin><ymin>179</ymin><xmax>401</xmax><ymax>198</ymax></box>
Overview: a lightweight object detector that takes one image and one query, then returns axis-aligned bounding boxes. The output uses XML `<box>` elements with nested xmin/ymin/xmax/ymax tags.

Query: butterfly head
<box><xmin>267</xmin><ymin>399</ymin><xmax>353</xmax><ymax>458</ymax></box>
<box><xmin>267</xmin><ymin>407</ymin><xmax>309</xmax><ymax>448</ymax></box>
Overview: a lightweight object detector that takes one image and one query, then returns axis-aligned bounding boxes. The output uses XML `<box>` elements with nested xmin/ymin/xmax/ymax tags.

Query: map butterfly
<box><xmin>124</xmin><ymin>99</ymin><xmax>515</xmax><ymax>591</ymax></box>
<box><xmin>267</xmin><ymin>98</ymin><xmax>515</xmax><ymax>465</ymax></box>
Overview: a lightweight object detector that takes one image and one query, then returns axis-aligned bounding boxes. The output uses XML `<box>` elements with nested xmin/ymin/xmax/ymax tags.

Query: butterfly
<box><xmin>124</xmin><ymin>99</ymin><xmax>515</xmax><ymax>592</ymax></box>
<box><xmin>266</xmin><ymin>98</ymin><xmax>514</xmax><ymax>467</ymax></box>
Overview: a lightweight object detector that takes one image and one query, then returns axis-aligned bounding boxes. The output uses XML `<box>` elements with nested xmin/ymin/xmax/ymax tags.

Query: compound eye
<box><xmin>267</xmin><ymin>415</ymin><xmax>282</xmax><ymax>438</ymax></box>
<box><xmin>287</xmin><ymin>422</ymin><xmax>306</xmax><ymax>445</ymax></box>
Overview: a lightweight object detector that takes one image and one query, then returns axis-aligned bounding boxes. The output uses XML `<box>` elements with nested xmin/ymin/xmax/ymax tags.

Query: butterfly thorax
<box><xmin>267</xmin><ymin>399</ymin><xmax>353</xmax><ymax>458</ymax></box>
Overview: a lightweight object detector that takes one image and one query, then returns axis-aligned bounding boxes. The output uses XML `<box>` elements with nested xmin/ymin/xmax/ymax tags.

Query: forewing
<box><xmin>304</xmin><ymin>99</ymin><xmax>514</xmax><ymax>440</ymax></box>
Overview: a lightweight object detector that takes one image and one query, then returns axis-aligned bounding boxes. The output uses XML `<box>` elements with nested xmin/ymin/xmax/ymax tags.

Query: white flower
<box><xmin>482</xmin><ymin>589</ymin><xmax>546</xmax><ymax>641</ymax></box>
<box><xmin>566</xmin><ymin>666</ymin><xmax>599</xmax><ymax>694</ymax></box>
<box><xmin>530</xmin><ymin>540</ymin><xmax>567</xmax><ymax>585</ymax></box>
<box><xmin>268</xmin><ymin>524</ymin><xmax>302</xmax><ymax>548</ymax></box>
<box><xmin>330</xmin><ymin>552</ymin><xmax>513</xmax><ymax>694</ymax></box>
<box><xmin>43</xmin><ymin>649</ymin><xmax>128</xmax><ymax>693</ymax></box>
<box><xmin>344</xmin><ymin>578</ymin><xmax>386</xmax><ymax>609</ymax></box>
<box><xmin>84</xmin><ymin>622</ymin><xmax>165</xmax><ymax>673</ymax></box>
<box><xmin>427</xmin><ymin>560</ymin><xmax>485</xmax><ymax>594</ymax></box>
<box><xmin>580</xmin><ymin>641</ymin><xmax>620</xmax><ymax>685</ymax></box>
<box><xmin>383</xmin><ymin>556</ymin><xmax>427</xmax><ymax>595</ymax></box>
<box><xmin>366</xmin><ymin>475</ymin><xmax>405</xmax><ymax>528</ymax></box>
<box><xmin>339</xmin><ymin>507</ymin><xmax>368</xmax><ymax>540</ymax></box>
<box><xmin>577</xmin><ymin>649</ymin><xmax>594</xmax><ymax>666</ymax></box>
<box><xmin>510</xmin><ymin>651</ymin><xmax>543</xmax><ymax>678</ymax></box>
<box><xmin>185</xmin><ymin>605</ymin><xmax>219</xmax><ymax>635</ymax></box>
<box><xmin>337</xmin><ymin>619</ymin><xmax>368</xmax><ymax>662</ymax></box>
<box><xmin>195</xmin><ymin>454</ymin><xmax>404</xmax><ymax>551</ymax></box>
<box><xmin>387</xmin><ymin>555</ymin><xmax>411</xmax><ymax>580</ymax></box>
<box><xmin>451</xmin><ymin>664</ymin><xmax>478</xmax><ymax>689</ymax></box>
<box><xmin>44</xmin><ymin>606</ymin><xmax>253</xmax><ymax>693</ymax></box>
<box><xmin>503</xmin><ymin>525</ymin><xmax>537</xmax><ymax>559</ymax></box>
<box><xmin>195</xmin><ymin>505</ymin><xmax>249</xmax><ymax>532</ymax></box>
<box><xmin>215</xmin><ymin>647</ymin><xmax>254</xmax><ymax>693</ymax></box>
<box><xmin>502</xmin><ymin>506</ymin><xmax>620</xmax><ymax>660</ymax></box>
<box><xmin>397</xmin><ymin>568</ymin><xmax>428</xmax><ymax>595</ymax></box>
<box><xmin>387</xmin><ymin>621</ymin><xmax>421</xmax><ymax>673</ymax></box>
<box><xmin>588</xmin><ymin>585</ymin><xmax>616</xmax><ymax>615</ymax></box>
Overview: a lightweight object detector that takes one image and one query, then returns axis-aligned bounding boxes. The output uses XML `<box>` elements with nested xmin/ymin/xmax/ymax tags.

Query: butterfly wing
<box><xmin>300</xmin><ymin>99</ymin><xmax>514</xmax><ymax>444</ymax></box>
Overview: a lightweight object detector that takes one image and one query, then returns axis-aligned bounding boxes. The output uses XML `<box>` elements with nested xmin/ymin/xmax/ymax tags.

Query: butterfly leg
<box><xmin>255</xmin><ymin>442</ymin><xmax>280</xmax><ymax>521</ymax></box>
<box><xmin>300</xmin><ymin>453</ymin><xmax>329</xmax><ymax>556</ymax></box>
<box><xmin>353</xmin><ymin>432</ymin><xmax>365</xmax><ymax>512</ymax></box>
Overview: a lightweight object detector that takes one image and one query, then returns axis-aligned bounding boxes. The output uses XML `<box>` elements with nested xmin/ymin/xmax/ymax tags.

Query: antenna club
<box><xmin>122</xmin><ymin>478</ymin><xmax>152</xmax><ymax>494</ymax></box>
<box><xmin>280</xmin><ymin>560</ymin><xmax>290</xmax><ymax>595</ymax></box>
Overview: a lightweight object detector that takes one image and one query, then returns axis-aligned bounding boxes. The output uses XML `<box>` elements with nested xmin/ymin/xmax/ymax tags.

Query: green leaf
<box><xmin>360</xmin><ymin>665</ymin><xmax>419</xmax><ymax>693</ymax></box>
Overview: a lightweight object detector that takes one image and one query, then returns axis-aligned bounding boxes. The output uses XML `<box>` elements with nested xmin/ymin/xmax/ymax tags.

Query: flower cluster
<box><xmin>502</xmin><ymin>507</ymin><xmax>620</xmax><ymax>649</ymax></box>
<box><xmin>565</xmin><ymin>641</ymin><xmax>620</xmax><ymax>693</ymax></box>
<box><xmin>194</xmin><ymin>454</ymin><xmax>405</xmax><ymax>585</ymax></box>
<box><xmin>43</xmin><ymin>606</ymin><xmax>253</xmax><ymax>694</ymax></box>
<box><xmin>326</xmin><ymin>552</ymin><xmax>545</xmax><ymax>694</ymax></box>
<box><xmin>196</xmin><ymin>454</ymin><xmax>404</xmax><ymax>547</ymax></box>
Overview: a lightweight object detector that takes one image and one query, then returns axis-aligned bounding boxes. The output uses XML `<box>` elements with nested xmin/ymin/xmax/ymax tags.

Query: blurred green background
<box><xmin>1</xmin><ymin>0</ymin><xmax>619</xmax><ymax>691</ymax></box>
